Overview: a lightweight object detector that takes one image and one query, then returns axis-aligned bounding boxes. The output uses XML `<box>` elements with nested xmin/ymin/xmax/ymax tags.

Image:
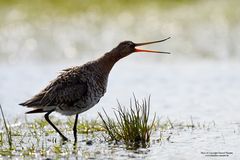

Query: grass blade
<box><xmin>0</xmin><ymin>105</ymin><xmax>12</xmax><ymax>150</ymax></box>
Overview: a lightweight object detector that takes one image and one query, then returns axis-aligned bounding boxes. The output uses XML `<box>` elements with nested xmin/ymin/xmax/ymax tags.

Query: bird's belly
<box><xmin>56</xmin><ymin>75</ymin><xmax>107</xmax><ymax>116</ymax></box>
<box><xmin>83</xmin><ymin>94</ymin><xmax>102</xmax><ymax>109</ymax></box>
<box><xmin>56</xmin><ymin>88</ymin><xmax>105</xmax><ymax>116</ymax></box>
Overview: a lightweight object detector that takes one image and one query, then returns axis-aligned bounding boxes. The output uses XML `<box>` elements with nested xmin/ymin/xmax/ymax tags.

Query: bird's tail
<box><xmin>25</xmin><ymin>108</ymin><xmax>47</xmax><ymax>114</ymax></box>
<box><xmin>19</xmin><ymin>92</ymin><xmax>46</xmax><ymax>107</ymax></box>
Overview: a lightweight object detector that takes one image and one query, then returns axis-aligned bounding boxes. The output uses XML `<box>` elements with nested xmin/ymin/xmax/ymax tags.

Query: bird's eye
<box><xmin>128</xmin><ymin>42</ymin><xmax>134</xmax><ymax>48</ymax></box>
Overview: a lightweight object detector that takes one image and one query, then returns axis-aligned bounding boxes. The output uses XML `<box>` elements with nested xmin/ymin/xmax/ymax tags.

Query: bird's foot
<box><xmin>73</xmin><ymin>142</ymin><xmax>78</xmax><ymax>152</ymax></box>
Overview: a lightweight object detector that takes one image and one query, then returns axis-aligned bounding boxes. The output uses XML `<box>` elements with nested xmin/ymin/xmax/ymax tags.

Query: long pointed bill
<box><xmin>134</xmin><ymin>37</ymin><xmax>171</xmax><ymax>54</ymax></box>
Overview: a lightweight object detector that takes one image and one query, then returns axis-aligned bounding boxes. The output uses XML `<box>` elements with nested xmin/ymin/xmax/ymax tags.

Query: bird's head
<box><xmin>114</xmin><ymin>37</ymin><xmax>171</xmax><ymax>58</ymax></box>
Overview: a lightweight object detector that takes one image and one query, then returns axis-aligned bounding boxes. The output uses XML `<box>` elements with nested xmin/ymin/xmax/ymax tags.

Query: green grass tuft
<box><xmin>98</xmin><ymin>96</ymin><xmax>156</xmax><ymax>149</ymax></box>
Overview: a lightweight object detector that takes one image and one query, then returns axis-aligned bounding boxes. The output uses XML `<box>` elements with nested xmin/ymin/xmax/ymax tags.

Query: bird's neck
<box><xmin>97</xmin><ymin>49</ymin><xmax>122</xmax><ymax>75</ymax></box>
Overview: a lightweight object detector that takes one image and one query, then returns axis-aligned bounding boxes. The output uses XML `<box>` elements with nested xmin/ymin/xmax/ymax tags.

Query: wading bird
<box><xmin>20</xmin><ymin>37</ymin><xmax>170</xmax><ymax>143</ymax></box>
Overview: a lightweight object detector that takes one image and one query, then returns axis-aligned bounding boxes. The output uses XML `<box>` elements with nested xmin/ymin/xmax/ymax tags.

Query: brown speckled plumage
<box><xmin>19</xmin><ymin>38</ymin><xmax>170</xmax><ymax>142</ymax></box>
<box><xmin>21</xmin><ymin>63</ymin><xmax>107</xmax><ymax>115</ymax></box>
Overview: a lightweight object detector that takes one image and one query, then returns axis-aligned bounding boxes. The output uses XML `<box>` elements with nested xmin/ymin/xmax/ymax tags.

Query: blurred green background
<box><xmin>0</xmin><ymin>0</ymin><xmax>240</xmax><ymax>62</ymax></box>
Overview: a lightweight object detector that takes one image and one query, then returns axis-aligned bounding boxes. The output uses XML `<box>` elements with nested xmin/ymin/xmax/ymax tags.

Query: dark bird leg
<box><xmin>44</xmin><ymin>110</ymin><xmax>68</xmax><ymax>141</ymax></box>
<box><xmin>73</xmin><ymin>114</ymin><xmax>79</xmax><ymax>144</ymax></box>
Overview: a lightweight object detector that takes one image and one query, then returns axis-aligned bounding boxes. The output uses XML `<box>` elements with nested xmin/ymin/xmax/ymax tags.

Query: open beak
<box><xmin>134</xmin><ymin>37</ymin><xmax>171</xmax><ymax>54</ymax></box>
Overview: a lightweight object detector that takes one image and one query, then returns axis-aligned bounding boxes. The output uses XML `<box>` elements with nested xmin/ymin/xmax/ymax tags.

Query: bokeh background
<box><xmin>0</xmin><ymin>0</ymin><xmax>240</xmax><ymax>122</ymax></box>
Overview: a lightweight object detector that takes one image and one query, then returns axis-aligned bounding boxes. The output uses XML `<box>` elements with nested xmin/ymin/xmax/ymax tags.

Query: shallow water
<box><xmin>2</xmin><ymin>120</ymin><xmax>239</xmax><ymax>160</ymax></box>
<box><xmin>1</xmin><ymin>60</ymin><xmax>240</xmax><ymax>123</ymax></box>
<box><xmin>66</xmin><ymin>123</ymin><xmax>240</xmax><ymax>160</ymax></box>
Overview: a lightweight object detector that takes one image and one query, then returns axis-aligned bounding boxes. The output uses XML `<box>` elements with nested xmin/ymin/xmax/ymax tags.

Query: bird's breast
<box><xmin>87</xmin><ymin>75</ymin><xmax>108</xmax><ymax>99</ymax></box>
<box><xmin>77</xmin><ymin>73</ymin><xmax>108</xmax><ymax>110</ymax></box>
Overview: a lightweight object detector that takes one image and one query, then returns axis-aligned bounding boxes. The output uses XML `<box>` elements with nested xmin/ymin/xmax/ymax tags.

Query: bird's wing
<box><xmin>20</xmin><ymin>69</ymin><xmax>87</xmax><ymax>107</ymax></box>
<box><xmin>41</xmin><ymin>82</ymin><xmax>87</xmax><ymax>106</ymax></box>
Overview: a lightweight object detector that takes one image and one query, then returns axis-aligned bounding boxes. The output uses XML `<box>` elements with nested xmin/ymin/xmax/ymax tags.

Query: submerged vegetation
<box><xmin>0</xmin><ymin>99</ymin><xmax>216</xmax><ymax>158</ymax></box>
